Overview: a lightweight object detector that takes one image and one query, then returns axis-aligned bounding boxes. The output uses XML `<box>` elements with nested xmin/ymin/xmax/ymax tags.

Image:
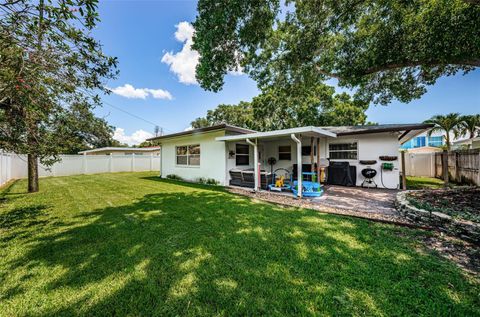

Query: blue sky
<box><xmin>93</xmin><ymin>0</ymin><xmax>480</xmax><ymax>145</ymax></box>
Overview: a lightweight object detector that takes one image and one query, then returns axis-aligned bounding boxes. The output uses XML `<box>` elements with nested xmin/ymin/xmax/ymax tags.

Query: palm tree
<box><xmin>459</xmin><ymin>114</ymin><xmax>480</xmax><ymax>139</ymax></box>
<box><xmin>424</xmin><ymin>113</ymin><xmax>461</xmax><ymax>150</ymax></box>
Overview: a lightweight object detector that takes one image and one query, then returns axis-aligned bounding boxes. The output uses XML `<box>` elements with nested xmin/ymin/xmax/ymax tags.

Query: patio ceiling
<box><xmin>215</xmin><ymin>126</ymin><xmax>337</xmax><ymax>142</ymax></box>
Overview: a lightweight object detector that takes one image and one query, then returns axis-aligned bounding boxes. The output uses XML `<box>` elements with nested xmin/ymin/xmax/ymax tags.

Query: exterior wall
<box><xmin>332</xmin><ymin>133</ymin><xmax>400</xmax><ymax>189</ymax></box>
<box><xmin>400</xmin><ymin>131</ymin><xmax>444</xmax><ymax>149</ymax></box>
<box><xmin>160</xmin><ymin>130</ymin><xmax>228</xmax><ymax>185</ymax></box>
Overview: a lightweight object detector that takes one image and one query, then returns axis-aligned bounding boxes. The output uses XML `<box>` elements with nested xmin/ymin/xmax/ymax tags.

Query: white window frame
<box><xmin>328</xmin><ymin>142</ymin><xmax>358</xmax><ymax>160</ymax></box>
<box><xmin>175</xmin><ymin>144</ymin><xmax>200</xmax><ymax>167</ymax></box>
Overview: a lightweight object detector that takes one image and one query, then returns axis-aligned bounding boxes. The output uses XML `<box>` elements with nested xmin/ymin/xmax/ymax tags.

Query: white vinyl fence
<box><xmin>404</xmin><ymin>152</ymin><xmax>436</xmax><ymax>177</ymax></box>
<box><xmin>0</xmin><ymin>152</ymin><xmax>160</xmax><ymax>186</ymax></box>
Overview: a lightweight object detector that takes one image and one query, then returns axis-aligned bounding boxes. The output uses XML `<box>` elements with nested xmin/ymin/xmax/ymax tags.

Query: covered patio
<box><xmin>216</xmin><ymin>126</ymin><xmax>337</xmax><ymax>198</ymax></box>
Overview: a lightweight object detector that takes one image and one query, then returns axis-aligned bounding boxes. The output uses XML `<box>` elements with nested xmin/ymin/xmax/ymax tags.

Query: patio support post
<box><xmin>246</xmin><ymin>138</ymin><xmax>259</xmax><ymax>191</ymax></box>
<box><xmin>291</xmin><ymin>134</ymin><xmax>302</xmax><ymax>198</ymax></box>
<box><xmin>310</xmin><ymin>137</ymin><xmax>314</xmax><ymax>173</ymax></box>
<box><xmin>316</xmin><ymin>137</ymin><xmax>320</xmax><ymax>185</ymax></box>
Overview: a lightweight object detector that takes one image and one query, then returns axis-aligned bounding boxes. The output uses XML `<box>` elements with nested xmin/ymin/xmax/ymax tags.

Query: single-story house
<box><xmin>147</xmin><ymin>123</ymin><xmax>432</xmax><ymax>196</ymax></box>
<box><xmin>78</xmin><ymin>147</ymin><xmax>161</xmax><ymax>156</ymax></box>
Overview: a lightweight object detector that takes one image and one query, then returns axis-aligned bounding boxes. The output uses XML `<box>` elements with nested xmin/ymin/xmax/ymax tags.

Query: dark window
<box><xmin>329</xmin><ymin>142</ymin><xmax>358</xmax><ymax>160</ymax></box>
<box><xmin>301</xmin><ymin>146</ymin><xmax>316</xmax><ymax>156</ymax></box>
<box><xmin>176</xmin><ymin>144</ymin><xmax>200</xmax><ymax>166</ymax></box>
<box><xmin>236</xmin><ymin>144</ymin><xmax>249</xmax><ymax>165</ymax></box>
<box><xmin>278</xmin><ymin>145</ymin><xmax>291</xmax><ymax>160</ymax></box>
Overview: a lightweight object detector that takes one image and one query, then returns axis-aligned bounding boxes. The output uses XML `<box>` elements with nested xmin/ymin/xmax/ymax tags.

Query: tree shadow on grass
<box><xmin>0</xmin><ymin>204</ymin><xmax>49</xmax><ymax>230</ymax></box>
<box><xmin>140</xmin><ymin>176</ymin><xmax>228</xmax><ymax>192</ymax></box>
<box><xmin>2</xmin><ymin>189</ymin><xmax>479</xmax><ymax>316</ymax></box>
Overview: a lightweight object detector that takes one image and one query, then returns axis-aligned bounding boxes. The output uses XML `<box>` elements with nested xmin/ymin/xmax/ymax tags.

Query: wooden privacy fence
<box><xmin>435</xmin><ymin>150</ymin><xmax>480</xmax><ymax>186</ymax></box>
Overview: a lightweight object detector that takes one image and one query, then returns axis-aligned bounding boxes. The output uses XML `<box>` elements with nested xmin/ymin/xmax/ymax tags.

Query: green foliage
<box><xmin>196</xmin><ymin>177</ymin><xmax>220</xmax><ymax>185</ymax></box>
<box><xmin>50</xmin><ymin>102</ymin><xmax>122</xmax><ymax>154</ymax></box>
<box><xmin>424</xmin><ymin>113</ymin><xmax>462</xmax><ymax>149</ymax></box>
<box><xmin>0</xmin><ymin>172</ymin><xmax>479</xmax><ymax>315</ymax></box>
<box><xmin>0</xmin><ymin>0</ymin><xmax>118</xmax><ymax>165</ymax></box>
<box><xmin>165</xmin><ymin>174</ymin><xmax>183</xmax><ymax>181</ymax></box>
<box><xmin>191</xmin><ymin>102</ymin><xmax>253</xmax><ymax>129</ymax></box>
<box><xmin>191</xmin><ymin>84</ymin><xmax>369</xmax><ymax>131</ymax></box>
<box><xmin>459</xmin><ymin>114</ymin><xmax>480</xmax><ymax>139</ymax></box>
<box><xmin>193</xmin><ymin>0</ymin><xmax>480</xmax><ymax>104</ymax></box>
<box><xmin>138</xmin><ymin>140</ymin><xmax>161</xmax><ymax>148</ymax></box>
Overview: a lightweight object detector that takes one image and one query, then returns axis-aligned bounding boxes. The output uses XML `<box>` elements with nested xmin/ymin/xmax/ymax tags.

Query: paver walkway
<box><xmin>228</xmin><ymin>185</ymin><xmax>407</xmax><ymax>224</ymax></box>
<box><xmin>312</xmin><ymin>185</ymin><xmax>398</xmax><ymax>215</ymax></box>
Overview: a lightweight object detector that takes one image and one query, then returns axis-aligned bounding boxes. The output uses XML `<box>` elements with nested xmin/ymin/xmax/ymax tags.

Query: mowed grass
<box><xmin>406</xmin><ymin>176</ymin><xmax>445</xmax><ymax>190</ymax></box>
<box><xmin>0</xmin><ymin>172</ymin><xmax>478</xmax><ymax>316</ymax></box>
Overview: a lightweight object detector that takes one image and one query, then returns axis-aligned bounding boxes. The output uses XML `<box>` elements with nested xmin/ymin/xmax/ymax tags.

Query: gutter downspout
<box><xmin>245</xmin><ymin>138</ymin><xmax>259</xmax><ymax>191</ymax></box>
<box><xmin>291</xmin><ymin>133</ymin><xmax>302</xmax><ymax>198</ymax></box>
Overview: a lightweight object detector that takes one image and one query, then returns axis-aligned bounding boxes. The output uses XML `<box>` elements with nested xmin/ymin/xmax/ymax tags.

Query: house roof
<box><xmin>149</xmin><ymin>123</ymin><xmax>432</xmax><ymax>144</ymax></box>
<box><xmin>215</xmin><ymin>126</ymin><xmax>336</xmax><ymax>142</ymax></box>
<box><xmin>78</xmin><ymin>147</ymin><xmax>161</xmax><ymax>154</ymax></box>
<box><xmin>147</xmin><ymin>124</ymin><xmax>256</xmax><ymax>142</ymax></box>
<box><xmin>322</xmin><ymin>123</ymin><xmax>434</xmax><ymax>144</ymax></box>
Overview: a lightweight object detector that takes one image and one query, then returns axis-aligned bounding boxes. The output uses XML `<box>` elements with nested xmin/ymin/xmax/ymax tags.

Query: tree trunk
<box><xmin>26</xmin><ymin>0</ymin><xmax>43</xmax><ymax>193</ymax></box>
<box><xmin>27</xmin><ymin>153</ymin><xmax>39</xmax><ymax>192</ymax></box>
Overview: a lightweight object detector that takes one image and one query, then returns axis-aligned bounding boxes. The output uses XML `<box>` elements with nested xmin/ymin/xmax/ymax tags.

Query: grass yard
<box><xmin>0</xmin><ymin>172</ymin><xmax>479</xmax><ymax>316</ymax></box>
<box><xmin>406</xmin><ymin>176</ymin><xmax>445</xmax><ymax>190</ymax></box>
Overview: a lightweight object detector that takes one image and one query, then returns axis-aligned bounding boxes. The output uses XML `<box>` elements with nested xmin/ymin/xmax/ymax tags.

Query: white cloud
<box><xmin>113</xmin><ymin>128</ymin><xmax>153</xmax><ymax>146</ymax></box>
<box><xmin>109</xmin><ymin>84</ymin><xmax>173</xmax><ymax>100</ymax></box>
<box><xmin>162</xmin><ymin>21</ymin><xmax>243</xmax><ymax>85</ymax></box>
<box><xmin>145</xmin><ymin>88</ymin><xmax>173</xmax><ymax>100</ymax></box>
<box><xmin>161</xmin><ymin>22</ymin><xmax>199</xmax><ymax>85</ymax></box>
<box><xmin>110</xmin><ymin>84</ymin><xmax>149</xmax><ymax>99</ymax></box>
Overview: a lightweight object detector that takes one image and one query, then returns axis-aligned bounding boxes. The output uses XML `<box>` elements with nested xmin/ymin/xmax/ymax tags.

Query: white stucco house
<box><xmin>148</xmin><ymin>123</ymin><xmax>432</xmax><ymax>196</ymax></box>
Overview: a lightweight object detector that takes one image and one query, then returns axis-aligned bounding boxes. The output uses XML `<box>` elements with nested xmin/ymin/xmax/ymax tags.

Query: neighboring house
<box><xmin>405</xmin><ymin>146</ymin><xmax>443</xmax><ymax>154</ymax></box>
<box><xmin>78</xmin><ymin>147</ymin><xmax>161</xmax><ymax>156</ymax></box>
<box><xmin>148</xmin><ymin>123</ymin><xmax>432</xmax><ymax>192</ymax></box>
<box><xmin>452</xmin><ymin>137</ymin><xmax>480</xmax><ymax>150</ymax></box>
<box><xmin>400</xmin><ymin>131</ymin><xmax>444</xmax><ymax>150</ymax></box>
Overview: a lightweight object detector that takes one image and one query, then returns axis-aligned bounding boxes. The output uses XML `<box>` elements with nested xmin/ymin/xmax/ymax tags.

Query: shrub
<box><xmin>195</xmin><ymin>177</ymin><xmax>219</xmax><ymax>186</ymax></box>
<box><xmin>205</xmin><ymin>178</ymin><xmax>219</xmax><ymax>185</ymax></box>
<box><xmin>166</xmin><ymin>174</ymin><xmax>183</xmax><ymax>181</ymax></box>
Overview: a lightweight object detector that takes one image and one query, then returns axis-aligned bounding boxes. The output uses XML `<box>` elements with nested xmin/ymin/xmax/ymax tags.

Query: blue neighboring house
<box><xmin>401</xmin><ymin>133</ymin><xmax>444</xmax><ymax>149</ymax></box>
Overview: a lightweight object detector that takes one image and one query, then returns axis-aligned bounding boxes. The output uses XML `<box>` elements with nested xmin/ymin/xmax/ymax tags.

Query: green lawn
<box><xmin>0</xmin><ymin>172</ymin><xmax>478</xmax><ymax>316</ymax></box>
<box><xmin>407</xmin><ymin>176</ymin><xmax>445</xmax><ymax>190</ymax></box>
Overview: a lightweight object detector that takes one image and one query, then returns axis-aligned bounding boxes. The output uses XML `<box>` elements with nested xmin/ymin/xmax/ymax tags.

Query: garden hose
<box><xmin>380</xmin><ymin>167</ymin><xmax>398</xmax><ymax>190</ymax></box>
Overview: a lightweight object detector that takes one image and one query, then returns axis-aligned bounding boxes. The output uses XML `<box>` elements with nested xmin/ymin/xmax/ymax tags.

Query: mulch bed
<box><xmin>419</xmin><ymin>233</ymin><xmax>480</xmax><ymax>276</ymax></box>
<box><xmin>407</xmin><ymin>188</ymin><xmax>480</xmax><ymax>222</ymax></box>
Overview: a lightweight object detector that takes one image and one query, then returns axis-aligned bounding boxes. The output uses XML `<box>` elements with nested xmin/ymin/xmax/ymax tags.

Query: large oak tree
<box><xmin>193</xmin><ymin>0</ymin><xmax>480</xmax><ymax>104</ymax></box>
<box><xmin>0</xmin><ymin>0</ymin><xmax>117</xmax><ymax>191</ymax></box>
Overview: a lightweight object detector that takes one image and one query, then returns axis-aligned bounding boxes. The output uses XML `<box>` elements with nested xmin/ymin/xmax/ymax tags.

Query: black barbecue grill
<box><xmin>361</xmin><ymin>168</ymin><xmax>377</xmax><ymax>188</ymax></box>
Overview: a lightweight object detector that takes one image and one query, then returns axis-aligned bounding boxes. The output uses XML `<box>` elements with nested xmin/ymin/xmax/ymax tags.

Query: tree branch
<box><xmin>361</xmin><ymin>59</ymin><xmax>480</xmax><ymax>75</ymax></box>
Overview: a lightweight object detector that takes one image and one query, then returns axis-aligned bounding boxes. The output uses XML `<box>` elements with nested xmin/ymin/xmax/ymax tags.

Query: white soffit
<box><xmin>216</xmin><ymin>126</ymin><xmax>337</xmax><ymax>142</ymax></box>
